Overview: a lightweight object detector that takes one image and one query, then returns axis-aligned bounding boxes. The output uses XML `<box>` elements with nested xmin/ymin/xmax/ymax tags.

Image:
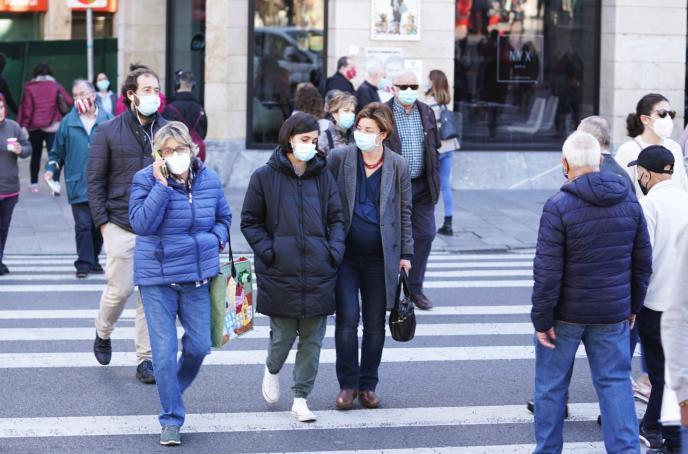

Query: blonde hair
<box><xmin>326</xmin><ymin>91</ymin><xmax>357</xmax><ymax>114</ymax></box>
<box><xmin>152</xmin><ymin>121</ymin><xmax>198</xmax><ymax>158</ymax></box>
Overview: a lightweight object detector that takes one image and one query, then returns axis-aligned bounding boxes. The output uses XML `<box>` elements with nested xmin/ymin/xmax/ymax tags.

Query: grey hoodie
<box><xmin>0</xmin><ymin>119</ymin><xmax>31</xmax><ymax>195</ymax></box>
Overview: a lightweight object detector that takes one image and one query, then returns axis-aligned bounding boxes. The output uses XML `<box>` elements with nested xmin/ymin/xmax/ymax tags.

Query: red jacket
<box><xmin>17</xmin><ymin>79</ymin><xmax>73</xmax><ymax>130</ymax></box>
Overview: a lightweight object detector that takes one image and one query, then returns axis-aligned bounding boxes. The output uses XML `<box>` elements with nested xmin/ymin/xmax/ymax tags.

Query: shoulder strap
<box><xmin>165</xmin><ymin>104</ymin><xmax>191</xmax><ymax>129</ymax></box>
<box><xmin>225</xmin><ymin>234</ymin><xmax>237</xmax><ymax>279</ymax></box>
<box><xmin>325</xmin><ymin>129</ymin><xmax>334</xmax><ymax>150</ymax></box>
<box><xmin>191</xmin><ymin>109</ymin><xmax>204</xmax><ymax>131</ymax></box>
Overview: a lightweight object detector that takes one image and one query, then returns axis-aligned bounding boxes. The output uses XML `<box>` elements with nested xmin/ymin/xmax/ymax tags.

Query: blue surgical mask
<box><xmin>354</xmin><ymin>130</ymin><xmax>379</xmax><ymax>152</ymax></box>
<box><xmin>292</xmin><ymin>143</ymin><xmax>317</xmax><ymax>162</ymax></box>
<box><xmin>96</xmin><ymin>80</ymin><xmax>110</xmax><ymax>92</ymax></box>
<box><xmin>135</xmin><ymin>94</ymin><xmax>160</xmax><ymax>116</ymax></box>
<box><xmin>378</xmin><ymin>78</ymin><xmax>392</xmax><ymax>90</ymax></box>
<box><xmin>337</xmin><ymin>111</ymin><xmax>355</xmax><ymax>130</ymax></box>
<box><xmin>398</xmin><ymin>88</ymin><xmax>418</xmax><ymax>106</ymax></box>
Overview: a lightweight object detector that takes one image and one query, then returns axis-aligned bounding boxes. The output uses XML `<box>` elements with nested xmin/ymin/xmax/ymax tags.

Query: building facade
<box><xmin>2</xmin><ymin>0</ymin><xmax>685</xmax><ymax>189</ymax></box>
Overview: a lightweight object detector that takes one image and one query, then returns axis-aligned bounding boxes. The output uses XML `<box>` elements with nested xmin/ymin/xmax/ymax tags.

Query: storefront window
<box><xmin>166</xmin><ymin>0</ymin><xmax>206</xmax><ymax>104</ymax></box>
<box><xmin>454</xmin><ymin>0</ymin><xmax>600</xmax><ymax>150</ymax></box>
<box><xmin>248</xmin><ymin>0</ymin><xmax>327</xmax><ymax>147</ymax></box>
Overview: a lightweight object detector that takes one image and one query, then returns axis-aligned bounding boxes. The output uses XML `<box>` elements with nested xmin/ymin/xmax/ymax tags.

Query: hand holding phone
<box><xmin>153</xmin><ymin>154</ymin><xmax>168</xmax><ymax>186</ymax></box>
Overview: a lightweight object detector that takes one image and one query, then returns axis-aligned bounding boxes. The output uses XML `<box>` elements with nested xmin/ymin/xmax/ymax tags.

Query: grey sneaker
<box><xmin>160</xmin><ymin>425</ymin><xmax>181</xmax><ymax>446</ymax></box>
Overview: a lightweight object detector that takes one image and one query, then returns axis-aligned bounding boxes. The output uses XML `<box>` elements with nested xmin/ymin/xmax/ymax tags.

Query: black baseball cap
<box><xmin>627</xmin><ymin>145</ymin><xmax>674</xmax><ymax>174</ymax></box>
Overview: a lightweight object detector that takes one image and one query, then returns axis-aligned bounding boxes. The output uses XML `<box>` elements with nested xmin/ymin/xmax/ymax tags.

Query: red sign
<box><xmin>0</xmin><ymin>0</ymin><xmax>48</xmax><ymax>12</ymax></box>
<box><xmin>69</xmin><ymin>0</ymin><xmax>117</xmax><ymax>13</ymax></box>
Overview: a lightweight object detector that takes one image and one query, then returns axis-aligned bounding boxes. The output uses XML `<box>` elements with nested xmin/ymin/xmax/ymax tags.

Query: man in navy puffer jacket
<box><xmin>531</xmin><ymin>131</ymin><xmax>652</xmax><ymax>454</ymax></box>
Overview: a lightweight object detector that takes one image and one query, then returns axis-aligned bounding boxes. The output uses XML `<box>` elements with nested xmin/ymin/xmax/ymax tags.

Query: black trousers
<box><xmin>638</xmin><ymin>306</ymin><xmax>681</xmax><ymax>449</ymax></box>
<box><xmin>71</xmin><ymin>203</ymin><xmax>103</xmax><ymax>273</ymax></box>
<box><xmin>0</xmin><ymin>195</ymin><xmax>18</xmax><ymax>262</ymax></box>
<box><xmin>29</xmin><ymin>129</ymin><xmax>58</xmax><ymax>184</ymax></box>
<box><xmin>408</xmin><ymin>178</ymin><xmax>436</xmax><ymax>295</ymax></box>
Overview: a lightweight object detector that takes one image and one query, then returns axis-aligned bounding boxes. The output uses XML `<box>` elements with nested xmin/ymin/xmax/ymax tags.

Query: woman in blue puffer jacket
<box><xmin>129</xmin><ymin>121</ymin><xmax>231</xmax><ymax>447</ymax></box>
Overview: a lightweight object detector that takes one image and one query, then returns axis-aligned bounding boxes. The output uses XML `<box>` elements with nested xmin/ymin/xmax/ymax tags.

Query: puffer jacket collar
<box><xmin>267</xmin><ymin>146</ymin><xmax>327</xmax><ymax>179</ymax></box>
<box><xmin>561</xmin><ymin>171</ymin><xmax>629</xmax><ymax>207</ymax></box>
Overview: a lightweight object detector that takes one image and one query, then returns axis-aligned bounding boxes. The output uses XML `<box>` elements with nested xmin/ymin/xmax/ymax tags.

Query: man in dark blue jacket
<box><xmin>531</xmin><ymin>131</ymin><xmax>652</xmax><ymax>454</ymax></box>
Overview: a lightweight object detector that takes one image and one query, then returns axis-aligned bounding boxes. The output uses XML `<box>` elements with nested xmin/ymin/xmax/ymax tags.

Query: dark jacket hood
<box><xmin>267</xmin><ymin>146</ymin><xmax>326</xmax><ymax>179</ymax></box>
<box><xmin>562</xmin><ymin>171</ymin><xmax>629</xmax><ymax>207</ymax></box>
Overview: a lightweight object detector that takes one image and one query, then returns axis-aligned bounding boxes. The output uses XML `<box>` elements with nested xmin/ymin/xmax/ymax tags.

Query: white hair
<box><xmin>365</xmin><ymin>58</ymin><xmax>384</xmax><ymax>77</ymax></box>
<box><xmin>562</xmin><ymin>131</ymin><xmax>601</xmax><ymax>169</ymax></box>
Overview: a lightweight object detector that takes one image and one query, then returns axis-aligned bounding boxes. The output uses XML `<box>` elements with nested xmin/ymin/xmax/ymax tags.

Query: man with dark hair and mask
<box><xmin>87</xmin><ymin>67</ymin><xmax>167</xmax><ymax>384</ymax></box>
<box><xmin>0</xmin><ymin>53</ymin><xmax>17</xmax><ymax>116</ymax></box>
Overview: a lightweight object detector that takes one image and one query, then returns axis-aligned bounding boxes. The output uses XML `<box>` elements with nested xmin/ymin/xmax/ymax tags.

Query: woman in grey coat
<box><xmin>327</xmin><ymin>102</ymin><xmax>413</xmax><ymax>411</ymax></box>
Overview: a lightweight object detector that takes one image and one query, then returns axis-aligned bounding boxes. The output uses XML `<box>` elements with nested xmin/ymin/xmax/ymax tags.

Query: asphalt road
<box><xmin>0</xmin><ymin>251</ymin><xmax>648</xmax><ymax>454</ymax></box>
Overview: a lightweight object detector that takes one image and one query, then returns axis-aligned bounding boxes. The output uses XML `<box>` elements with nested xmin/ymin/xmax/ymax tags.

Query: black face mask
<box><xmin>637</xmin><ymin>174</ymin><xmax>650</xmax><ymax>196</ymax></box>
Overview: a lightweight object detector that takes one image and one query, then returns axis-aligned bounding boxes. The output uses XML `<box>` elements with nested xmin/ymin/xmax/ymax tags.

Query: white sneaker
<box><xmin>262</xmin><ymin>366</ymin><xmax>280</xmax><ymax>404</ymax></box>
<box><xmin>292</xmin><ymin>397</ymin><xmax>316</xmax><ymax>422</ymax></box>
<box><xmin>46</xmin><ymin>179</ymin><xmax>60</xmax><ymax>196</ymax></box>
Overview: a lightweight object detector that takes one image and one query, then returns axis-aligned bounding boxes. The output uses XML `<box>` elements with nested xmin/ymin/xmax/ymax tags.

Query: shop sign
<box><xmin>0</xmin><ymin>0</ymin><xmax>48</xmax><ymax>12</ymax></box>
<box><xmin>67</xmin><ymin>0</ymin><xmax>117</xmax><ymax>12</ymax></box>
<box><xmin>497</xmin><ymin>34</ymin><xmax>544</xmax><ymax>84</ymax></box>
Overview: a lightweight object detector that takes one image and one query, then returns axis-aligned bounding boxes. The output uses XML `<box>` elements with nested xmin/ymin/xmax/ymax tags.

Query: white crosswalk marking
<box><xmin>0</xmin><ymin>252</ymin><xmax>631</xmax><ymax>452</ymax></box>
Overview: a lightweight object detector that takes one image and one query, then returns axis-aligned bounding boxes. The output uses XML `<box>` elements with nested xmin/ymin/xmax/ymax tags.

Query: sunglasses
<box><xmin>394</xmin><ymin>84</ymin><xmax>419</xmax><ymax>91</ymax></box>
<box><xmin>650</xmin><ymin>109</ymin><xmax>676</xmax><ymax>119</ymax></box>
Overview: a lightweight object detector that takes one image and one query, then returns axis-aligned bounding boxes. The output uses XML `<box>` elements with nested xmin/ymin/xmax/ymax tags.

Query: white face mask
<box><xmin>134</xmin><ymin>94</ymin><xmax>160</xmax><ymax>116</ymax></box>
<box><xmin>651</xmin><ymin>116</ymin><xmax>673</xmax><ymax>139</ymax></box>
<box><xmin>292</xmin><ymin>143</ymin><xmax>317</xmax><ymax>162</ymax></box>
<box><xmin>354</xmin><ymin>130</ymin><xmax>380</xmax><ymax>152</ymax></box>
<box><xmin>165</xmin><ymin>152</ymin><xmax>191</xmax><ymax>175</ymax></box>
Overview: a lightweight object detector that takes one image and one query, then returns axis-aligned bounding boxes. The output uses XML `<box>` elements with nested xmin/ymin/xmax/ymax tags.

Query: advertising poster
<box><xmin>371</xmin><ymin>0</ymin><xmax>421</xmax><ymax>41</ymax></box>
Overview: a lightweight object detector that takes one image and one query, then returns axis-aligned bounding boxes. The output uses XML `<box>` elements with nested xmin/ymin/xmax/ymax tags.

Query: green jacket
<box><xmin>46</xmin><ymin>107</ymin><xmax>112</xmax><ymax>204</ymax></box>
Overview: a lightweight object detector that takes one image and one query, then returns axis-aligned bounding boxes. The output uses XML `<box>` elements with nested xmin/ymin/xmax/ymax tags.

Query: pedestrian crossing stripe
<box><xmin>0</xmin><ymin>305</ymin><xmax>532</xmax><ymax>320</ymax></box>
<box><xmin>0</xmin><ymin>322</ymin><xmax>538</xmax><ymax>341</ymax></box>
<box><xmin>0</xmin><ymin>346</ymin><xmax>638</xmax><ymax>368</ymax></box>
<box><xmin>0</xmin><ymin>403</ymin><xmax>643</xmax><ymax>438</ymax></box>
<box><xmin>242</xmin><ymin>443</ymin><xmax>605</xmax><ymax>454</ymax></box>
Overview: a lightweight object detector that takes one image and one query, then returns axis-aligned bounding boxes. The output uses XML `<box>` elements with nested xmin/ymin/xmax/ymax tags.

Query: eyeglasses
<box><xmin>651</xmin><ymin>109</ymin><xmax>676</xmax><ymax>119</ymax></box>
<box><xmin>394</xmin><ymin>84</ymin><xmax>419</xmax><ymax>91</ymax></box>
<box><xmin>160</xmin><ymin>146</ymin><xmax>190</xmax><ymax>157</ymax></box>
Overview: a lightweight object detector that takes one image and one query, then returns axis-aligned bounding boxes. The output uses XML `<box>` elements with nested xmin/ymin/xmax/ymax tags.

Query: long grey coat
<box><xmin>327</xmin><ymin>144</ymin><xmax>414</xmax><ymax>310</ymax></box>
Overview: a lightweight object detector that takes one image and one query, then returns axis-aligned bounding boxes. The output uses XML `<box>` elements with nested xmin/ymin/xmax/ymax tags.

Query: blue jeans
<box><xmin>335</xmin><ymin>255</ymin><xmax>387</xmax><ymax>391</ymax></box>
<box><xmin>534</xmin><ymin>321</ymin><xmax>639</xmax><ymax>454</ymax></box>
<box><xmin>140</xmin><ymin>282</ymin><xmax>211</xmax><ymax>428</ymax></box>
<box><xmin>71</xmin><ymin>203</ymin><xmax>103</xmax><ymax>273</ymax></box>
<box><xmin>682</xmin><ymin>426</ymin><xmax>688</xmax><ymax>454</ymax></box>
<box><xmin>438</xmin><ymin>152</ymin><xmax>454</xmax><ymax>217</ymax></box>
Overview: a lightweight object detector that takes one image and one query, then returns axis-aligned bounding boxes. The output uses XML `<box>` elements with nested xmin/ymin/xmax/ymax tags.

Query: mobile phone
<box><xmin>152</xmin><ymin>149</ymin><xmax>169</xmax><ymax>178</ymax></box>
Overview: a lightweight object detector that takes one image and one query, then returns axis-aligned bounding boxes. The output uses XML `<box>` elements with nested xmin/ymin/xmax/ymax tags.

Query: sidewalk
<box><xmin>5</xmin><ymin>157</ymin><xmax>550</xmax><ymax>254</ymax></box>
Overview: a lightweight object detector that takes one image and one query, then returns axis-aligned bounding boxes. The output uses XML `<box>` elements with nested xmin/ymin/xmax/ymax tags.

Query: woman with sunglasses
<box><xmin>615</xmin><ymin>93</ymin><xmax>688</xmax><ymax>197</ymax></box>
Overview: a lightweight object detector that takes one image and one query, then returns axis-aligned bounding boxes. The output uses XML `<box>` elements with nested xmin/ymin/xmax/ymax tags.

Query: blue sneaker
<box><xmin>160</xmin><ymin>425</ymin><xmax>181</xmax><ymax>446</ymax></box>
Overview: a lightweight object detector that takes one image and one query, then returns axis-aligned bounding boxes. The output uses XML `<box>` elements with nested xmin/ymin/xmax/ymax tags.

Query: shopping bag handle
<box><xmin>394</xmin><ymin>269</ymin><xmax>410</xmax><ymax>309</ymax></box>
<box><xmin>225</xmin><ymin>234</ymin><xmax>237</xmax><ymax>279</ymax></box>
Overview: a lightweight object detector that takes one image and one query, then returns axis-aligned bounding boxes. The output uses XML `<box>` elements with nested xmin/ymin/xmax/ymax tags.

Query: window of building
<box><xmin>247</xmin><ymin>0</ymin><xmax>327</xmax><ymax>148</ymax></box>
<box><xmin>454</xmin><ymin>0</ymin><xmax>600</xmax><ymax>150</ymax></box>
<box><xmin>71</xmin><ymin>11</ymin><xmax>114</xmax><ymax>39</ymax></box>
<box><xmin>166</xmin><ymin>0</ymin><xmax>206</xmax><ymax>104</ymax></box>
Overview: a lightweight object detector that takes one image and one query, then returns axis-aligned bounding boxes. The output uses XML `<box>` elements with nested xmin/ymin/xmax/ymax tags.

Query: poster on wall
<box><xmin>365</xmin><ymin>47</ymin><xmax>403</xmax><ymax>102</ymax></box>
<box><xmin>371</xmin><ymin>0</ymin><xmax>421</xmax><ymax>41</ymax></box>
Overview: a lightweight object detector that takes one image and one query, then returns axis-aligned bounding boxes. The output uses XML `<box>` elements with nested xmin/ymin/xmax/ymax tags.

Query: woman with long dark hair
<box><xmin>615</xmin><ymin>93</ymin><xmax>688</xmax><ymax>197</ymax></box>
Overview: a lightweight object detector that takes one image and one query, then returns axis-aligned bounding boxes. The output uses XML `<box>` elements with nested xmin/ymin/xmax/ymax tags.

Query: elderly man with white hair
<box><xmin>355</xmin><ymin>58</ymin><xmax>384</xmax><ymax>111</ymax></box>
<box><xmin>577</xmin><ymin>116</ymin><xmax>634</xmax><ymax>190</ymax></box>
<box><xmin>384</xmin><ymin>70</ymin><xmax>441</xmax><ymax>310</ymax></box>
<box><xmin>531</xmin><ymin>131</ymin><xmax>652</xmax><ymax>453</ymax></box>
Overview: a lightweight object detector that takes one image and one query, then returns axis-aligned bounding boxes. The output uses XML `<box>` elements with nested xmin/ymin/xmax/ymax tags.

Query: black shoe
<box><xmin>91</xmin><ymin>264</ymin><xmax>104</xmax><ymax>274</ymax></box>
<box><xmin>597</xmin><ymin>414</ymin><xmax>602</xmax><ymax>426</ymax></box>
<box><xmin>437</xmin><ymin>216</ymin><xmax>453</xmax><ymax>236</ymax></box>
<box><xmin>0</xmin><ymin>262</ymin><xmax>8</xmax><ymax>275</ymax></box>
<box><xmin>76</xmin><ymin>271</ymin><xmax>89</xmax><ymax>279</ymax></box>
<box><xmin>526</xmin><ymin>400</ymin><xmax>569</xmax><ymax>419</ymax></box>
<box><xmin>411</xmin><ymin>293</ymin><xmax>433</xmax><ymax>310</ymax></box>
<box><xmin>639</xmin><ymin>423</ymin><xmax>664</xmax><ymax>449</ymax></box>
<box><xmin>93</xmin><ymin>332</ymin><xmax>112</xmax><ymax>365</ymax></box>
<box><xmin>136</xmin><ymin>359</ymin><xmax>156</xmax><ymax>384</ymax></box>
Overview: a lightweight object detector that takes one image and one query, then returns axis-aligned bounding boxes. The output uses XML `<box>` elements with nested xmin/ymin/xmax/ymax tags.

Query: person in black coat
<box><xmin>241</xmin><ymin>112</ymin><xmax>345</xmax><ymax>423</ymax></box>
<box><xmin>355</xmin><ymin>59</ymin><xmax>384</xmax><ymax>113</ymax></box>
<box><xmin>162</xmin><ymin>70</ymin><xmax>207</xmax><ymax>140</ymax></box>
<box><xmin>323</xmin><ymin>56</ymin><xmax>357</xmax><ymax>97</ymax></box>
<box><xmin>87</xmin><ymin>67</ymin><xmax>167</xmax><ymax>385</ymax></box>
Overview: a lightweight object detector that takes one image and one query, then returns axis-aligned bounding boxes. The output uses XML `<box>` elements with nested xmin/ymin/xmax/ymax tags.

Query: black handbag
<box><xmin>439</xmin><ymin>105</ymin><xmax>459</xmax><ymax>141</ymax></box>
<box><xmin>389</xmin><ymin>270</ymin><xmax>416</xmax><ymax>342</ymax></box>
<box><xmin>56</xmin><ymin>90</ymin><xmax>70</xmax><ymax>116</ymax></box>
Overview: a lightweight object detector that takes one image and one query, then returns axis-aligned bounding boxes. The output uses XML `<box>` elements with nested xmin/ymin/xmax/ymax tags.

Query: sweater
<box><xmin>0</xmin><ymin>119</ymin><xmax>32</xmax><ymax>195</ymax></box>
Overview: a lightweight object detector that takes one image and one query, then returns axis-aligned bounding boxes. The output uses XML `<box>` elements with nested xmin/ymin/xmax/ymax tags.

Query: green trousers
<box><xmin>266</xmin><ymin>316</ymin><xmax>327</xmax><ymax>398</ymax></box>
